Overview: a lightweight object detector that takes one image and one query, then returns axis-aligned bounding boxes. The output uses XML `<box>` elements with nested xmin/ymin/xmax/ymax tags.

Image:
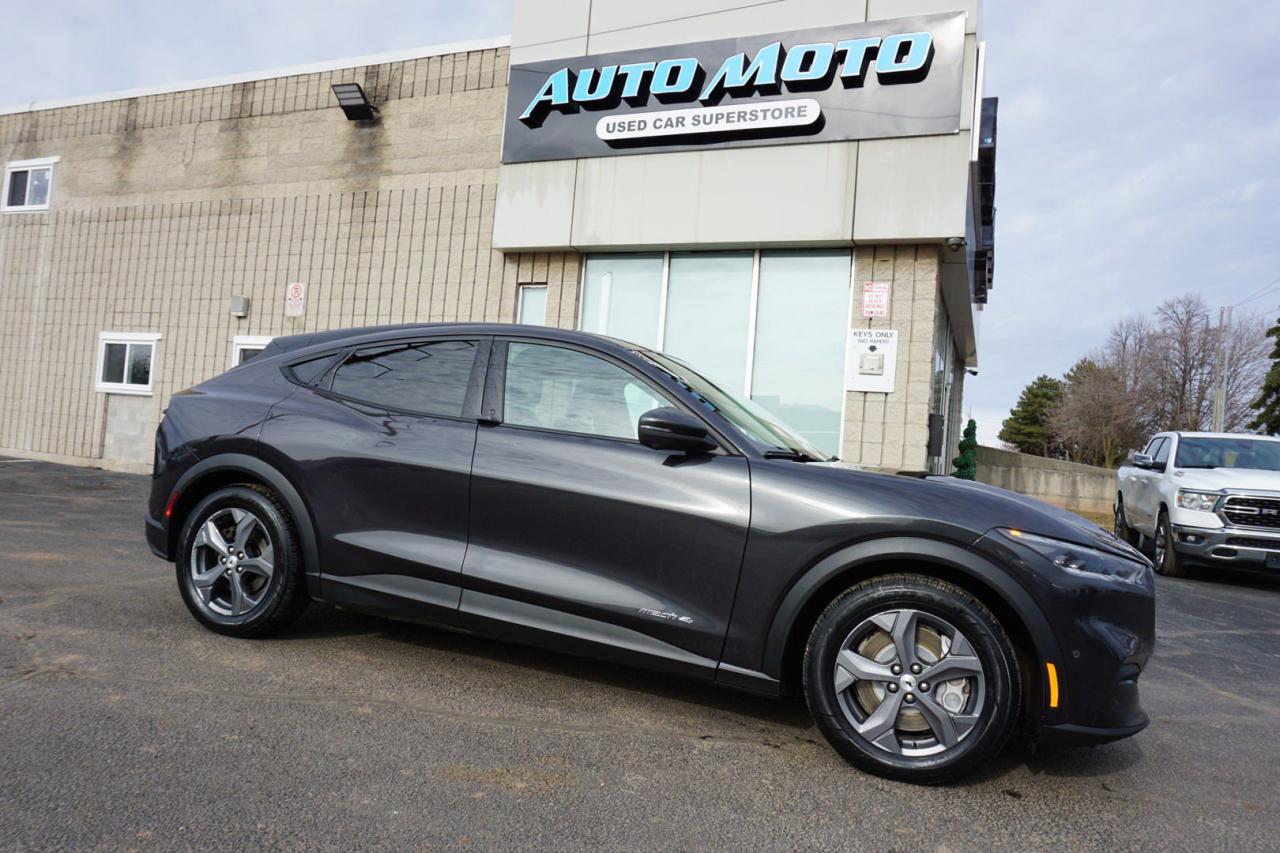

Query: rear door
<box><xmin>459</xmin><ymin>339</ymin><xmax>752</xmax><ymax>678</ymax></box>
<box><xmin>259</xmin><ymin>336</ymin><xmax>488</xmax><ymax>624</ymax></box>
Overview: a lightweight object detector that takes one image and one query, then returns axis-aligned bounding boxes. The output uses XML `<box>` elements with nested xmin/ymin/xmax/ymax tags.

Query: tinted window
<box><xmin>6</xmin><ymin>170</ymin><xmax>27</xmax><ymax>207</ymax></box>
<box><xmin>331</xmin><ymin>340</ymin><xmax>476</xmax><ymax>417</ymax></box>
<box><xmin>1151</xmin><ymin>438</ymin><xmax>1170</xmax><ymax>464</ymax></box>
<box><xmin>504</xmin><ymin>342</ymin><xmax>665</xmax><ymax>440</ymax></box>
<box><xmin>288</xmin><ymin>353</ymin><xmax>341</xmax><ymax>386</ymax></box>
<box><xmin>1175</xmin><ymin>437</ymin><xmax>1280</xmax><ymax>471</ymax></box>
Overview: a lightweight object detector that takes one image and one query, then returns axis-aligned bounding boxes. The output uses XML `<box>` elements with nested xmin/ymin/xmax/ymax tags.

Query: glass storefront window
<box><xmin>663</xmin><ymin>252</ymin><xmax>754</xmax><ymax>393</ymax></box>
<box><xmin>750</xmin><ymin>251</ymin><xmax>851</xmax><ymax>457</ymax></box>
<box><xmin>579</xmin><ymin>249</ymin><xmax>852</xmax><ymax>457</ymax></box>
<box><xmin>580</xmin><ymin>254</ymin><xmax>664</xmax><ymax>348</ymax></box>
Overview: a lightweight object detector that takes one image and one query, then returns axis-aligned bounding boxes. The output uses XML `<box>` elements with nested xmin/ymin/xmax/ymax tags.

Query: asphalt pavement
<box><xmin>2</xmin><ymin>457</ymin><xmax>1279</xmax><ymax>851</ymax></box>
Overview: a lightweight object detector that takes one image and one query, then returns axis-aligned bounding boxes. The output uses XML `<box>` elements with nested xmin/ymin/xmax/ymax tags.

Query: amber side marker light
<box><xmin>1045</xmin><ymin>662</ymin><xmax>1060</xmax><ymax>708</ymax></box>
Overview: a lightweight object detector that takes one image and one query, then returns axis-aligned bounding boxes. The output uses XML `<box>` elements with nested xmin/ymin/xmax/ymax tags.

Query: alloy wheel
<box><xmin>1155</xmin><ymin>518</ymin><xmax>1168</xmax><ymax>569</ymax></box>
<box><xmin>188</xmin><ymin>507</ymin><xmax>275</xmax><ymax>618</ymax></box>
<box><xmin>833</xmin><ymin>608</ymin><xmax>986</xmax><ymax>757</ymax></box>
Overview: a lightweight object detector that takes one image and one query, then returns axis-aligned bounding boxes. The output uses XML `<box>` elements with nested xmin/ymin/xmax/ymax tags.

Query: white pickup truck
<box><xmin>1115</xmin><ymin>431</ymin><xmax>1280</xmax><ymax>577</ymax></box>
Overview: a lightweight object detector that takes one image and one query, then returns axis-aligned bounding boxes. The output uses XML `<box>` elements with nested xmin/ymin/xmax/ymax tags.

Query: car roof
<box><xmin>263</xmin><ymin>322</ymin><xmax>644</xmax><ymax>359</ymax></box>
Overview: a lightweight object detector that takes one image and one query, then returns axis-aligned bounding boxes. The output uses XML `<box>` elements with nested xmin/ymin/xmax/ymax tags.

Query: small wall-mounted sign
<box><xmin>861</xmin><ymin>281</ymin><xmax>891</xmax><ymax>318</ymax></box>
<box><xmin>284</xmin><ymin>282</ymin><xmax>306</xmax><ymax>318</ymax></box>
<box><xmin>846</xmin><ymin>329</ymin><xmax>899</xmax><ymax>393</ymax></box>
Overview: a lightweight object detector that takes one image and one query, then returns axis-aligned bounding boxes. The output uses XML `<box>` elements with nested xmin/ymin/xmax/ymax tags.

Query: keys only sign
<box><xmin>846</xmin><ymin>329</ymin><xmax>899</xmax><ymax>394</ymax></box>
<box><xmin>502</xmin><ymin>13</ymin><xmax>966</xmax><ymax>163</ymax></box>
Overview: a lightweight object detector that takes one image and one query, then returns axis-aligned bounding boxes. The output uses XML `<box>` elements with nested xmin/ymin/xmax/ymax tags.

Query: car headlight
<box><xmin>1176</xmin><ymin>489</ymin><xmax>1221</xmax><ymax>512</ymax></box>
<box><xmin>999</xmin><ymin>528</ymin><xmax>1149</xmax><ymax>584</ymax></box>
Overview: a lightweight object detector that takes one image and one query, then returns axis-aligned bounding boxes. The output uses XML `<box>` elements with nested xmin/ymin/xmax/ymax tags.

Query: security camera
<box><xmin>966</xmin><ymin>369</ymin><xmax>978</xmax><ymax>376</ymax></box>
<box><xmin>946</xmin><ymin>237</ymin><xmax>966</xmax><ymax>252</ymax></box>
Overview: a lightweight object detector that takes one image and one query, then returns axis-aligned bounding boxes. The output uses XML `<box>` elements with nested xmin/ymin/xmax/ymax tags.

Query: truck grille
<box><xmin>1222</xmin><ymin>496</ymin><xmax>1280</xmax><ymax>530</ymax></box>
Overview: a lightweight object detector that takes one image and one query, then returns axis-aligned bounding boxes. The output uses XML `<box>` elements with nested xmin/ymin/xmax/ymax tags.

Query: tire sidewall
<box><xmin>176</xmin><ymin>486</ymin><xmax>297</xmax><ymax>633</ymax></box>
<box><xmin>805</xmin><ymin>577</ymin><xmax>1018</xmax><ymax>782</ymax></box>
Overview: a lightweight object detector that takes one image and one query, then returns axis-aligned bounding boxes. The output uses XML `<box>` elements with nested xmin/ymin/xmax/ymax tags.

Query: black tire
<box><xmin>1154</xmin><ymin>510</ymin><xmax>1191</xmax><ymax>579</ymax></box>
<box><xmin>803</xmin><ymin>573</ymin><xmax>1020</xmax><ymax>785</ymax></box>
<box><xmin>1113</xmin><ymin>496</ymin><xmax>1139</xmax><ymax>546</ymax></box>
<box><xmin>176</xmin><ymin>484</ymin><xmax>309</xmax><ymax>637</ymax></box>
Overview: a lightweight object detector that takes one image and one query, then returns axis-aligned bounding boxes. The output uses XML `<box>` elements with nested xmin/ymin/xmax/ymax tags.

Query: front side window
<box><xmin>503</xmin><ymin>342</ymin><xmax>665</xmax><ymax>440</ymax></box>
<box><xmin>3</xmin><ymin>157</ymin><xmax>58</xmax><ymax>212</ymax></box>
<box><xmin>330</xmin><ymin>339</ymin><xmax>476</xmax><ymax>417</ymax></box>
<box><xmin>97</xmin><ymin>332</ymin><xmax>160</xmax><ymax>395</ymax></box>
<box><xmin>1175</xmin><ymin>437</ymin><xmax>1280</xmax><ymax>471</ymax></box>
<box><xmin>1151</xmin><ymin>438</ymin><xmax>1170</xmax><ymax>464</ymax></box>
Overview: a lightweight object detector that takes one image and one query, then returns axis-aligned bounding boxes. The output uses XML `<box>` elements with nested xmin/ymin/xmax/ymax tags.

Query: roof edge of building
<box><xmin>0</xmin><ymin>33</ymin><xmax>513</xmax><ymax>117</ymax></box>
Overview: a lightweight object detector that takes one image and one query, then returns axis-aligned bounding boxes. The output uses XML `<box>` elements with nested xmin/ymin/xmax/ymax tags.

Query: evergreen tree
<box><xmin>952</xmin><ymin>418</ymin><xmax>978</xmax><ymax>480</ymax></box>
<box><xmin>1249</xmin><ymin>317</ymin><xmax>1280</xmax><ymax>435</ymax></box>
<box><xmin>998</xmin><ymin>375</ymin><xmax>1065</xmax><ymax>456</ymax></box>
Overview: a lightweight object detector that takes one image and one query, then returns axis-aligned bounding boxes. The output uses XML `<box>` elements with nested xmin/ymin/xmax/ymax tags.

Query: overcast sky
<box><xmin>6</xmin><ymin>1</ymin><xmax>1279</xmax><ymax>444</ymax></box>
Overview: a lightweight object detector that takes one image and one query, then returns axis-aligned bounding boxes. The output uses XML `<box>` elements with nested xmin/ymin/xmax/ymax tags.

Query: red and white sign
<box><xmin>861</xmin><ymin>281</ymin><xmax>891</xmax><ymax>318</ymax></box>
<box><xmin>284</xmin><ymin>282</ymin><xmax>306</xmax><ymax>318</ymax></box>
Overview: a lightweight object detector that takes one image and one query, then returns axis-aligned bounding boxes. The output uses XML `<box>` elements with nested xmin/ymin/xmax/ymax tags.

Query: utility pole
<box><xmin>1212</xmin><ymin>305</ymin><xmax>1233</xmax><ymax>431</ymax></box>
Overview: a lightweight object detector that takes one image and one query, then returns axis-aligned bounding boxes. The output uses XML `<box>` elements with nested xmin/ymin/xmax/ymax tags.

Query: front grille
<box><xmin>1222</xmin><ymin>496</ymin><xmax>1280</xmax><ymax>530</ymax></box>
<box><xmin>1224</xmin><ymin>536</ymin><xmax>1280</xmax><ymax>551</ymax></box>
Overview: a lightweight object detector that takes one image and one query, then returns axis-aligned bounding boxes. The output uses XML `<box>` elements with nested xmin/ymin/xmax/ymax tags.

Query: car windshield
<box><xmin>637</xmin><ymin>349</ymin><xmax>832</xmax><ymax>461</ymax></box>
<box><xmin>1174</xmin><ymin>437</ymin><xmax>1280</xmax><ymax>471</ymax></box>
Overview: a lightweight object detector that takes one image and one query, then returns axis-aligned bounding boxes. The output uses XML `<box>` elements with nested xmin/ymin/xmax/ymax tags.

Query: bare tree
<box><xmin>1052</xmin><ymin>358</ymin><xmax>1144</xmax><ymax>468</ymax></box>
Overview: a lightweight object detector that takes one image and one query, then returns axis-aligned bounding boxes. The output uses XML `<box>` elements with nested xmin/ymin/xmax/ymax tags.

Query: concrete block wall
<box><xmin>0</xmin><ymin>43</ymin><xmax>582</xmax><ymax>472</ymax></box>
<box><xmin>975</xmin><ymin>446</ymin><xmax>1118</xmax><ymax>518</ymax></box>
<box><xmin>842</xmin><ymin>244</ymin><xmax>941</xmax><ymax>472</ymax></box>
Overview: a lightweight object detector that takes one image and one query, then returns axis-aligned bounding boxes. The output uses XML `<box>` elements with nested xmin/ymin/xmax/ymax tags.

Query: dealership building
<box><xmin>0</xmin><ymin>0</ymin><xmax>995</xmax><ymax>473</ymax></box>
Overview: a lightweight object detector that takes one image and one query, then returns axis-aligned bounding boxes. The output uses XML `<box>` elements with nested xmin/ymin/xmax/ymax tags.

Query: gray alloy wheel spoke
<box><xmin>920</xmin><ymin>652</ymin><xmax>982</xmax><ymax>683</ymax></box>
<box><xmin>192</xmin><ymin>563</ymin><xmax>227</xmax><ymax>600</ymax></box>
<box><xmin>231</xmin><ymin>509</ymin><xmax>259</xmax><ymax>553</ymax></box>
<box><xmin>198</xmin><ymin>519</ymin><xmax>231</xmax><ymax>557</ymax></box>
<box><xmin>229</xmin><ymin>574</ymin><xmax>248</xmax><ymax>615</ymax></box>
<box><xmin>854</xmin><ymin>688</ymin><xmax>905</xmax><ymax>746</ymax></box>
<box><xmin>889</xmin><ymin>609</ymin><xmax>920</xmax><ymax>667</ymax></box>
<box><xmin>238</xmin><ymin>543</ymin><xmax>274</xmax><ymax>580</ymax></box>
<box><xmin>914</xmin><ymin>691</ymin><xmax>960</xmax><ymax>747</ymax></box>
<box><xmin>835</xmin><ymin>649</ymin><xmax>894</xmax><ymax>693</ymax></box>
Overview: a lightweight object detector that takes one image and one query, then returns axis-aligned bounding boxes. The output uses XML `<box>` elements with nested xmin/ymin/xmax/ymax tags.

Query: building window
<box><xmin>579</xmin><ymin>250</ymin><xmax>852</xmax><ymax>457</ymax></box>
<box><xmin>232</xmin><ymin>335</ymin><xmax>274</xmax><ymax>368</ymax></box>
<box><xmin>516</xmin><ymin>284</ymin><xmax>549</xmax><ymax>325</ymax></box>
<box><xmin>3</xmin><ymin>156</ymin><xmax>58</xmax><ymax>212</ymax></box>
<box><xmin>96</xmin><ymin>332</ymin><xmax>161</xmax><ymax>395</ymax></box>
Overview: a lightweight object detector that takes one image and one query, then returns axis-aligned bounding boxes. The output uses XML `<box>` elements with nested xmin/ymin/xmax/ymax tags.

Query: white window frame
<box><xmin>516</xmin><ymin>283</ymin><xmax>549</xmax><ymax>325</ymax></box>
<box><xmin>3</xmin><ymin>156</ymin><xmax>59</xmax><ymax>213</ymax></box>
<box><xmin>576</xmin><ymin>250</ymin><xmax>856</xmax><ymax>458</ymax></box>
<box><xmin>231</xmin><ymin>335</ymin><xmax>274</xmax><ymax>368</ymax></box>
<box><xmin>96</xmin><ymin>332</ymin><xmax>161</xmax><ymax>396</ymax></box>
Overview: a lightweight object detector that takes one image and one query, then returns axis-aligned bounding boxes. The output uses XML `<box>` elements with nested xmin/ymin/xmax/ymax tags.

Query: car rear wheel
<box><xmin>803</xmin><ymin>574</ymin><xmax>1020</xmax><ymax>785</ymax></box>
<box><xmin>1153</xmin><ymin>510</ymin><xmax>1191</xmax><ymax>578</ymax></box>
<box><xmin>176</xmin><ymin>485</ymin><xmax>309</xmax><ymax>637</ymax></box>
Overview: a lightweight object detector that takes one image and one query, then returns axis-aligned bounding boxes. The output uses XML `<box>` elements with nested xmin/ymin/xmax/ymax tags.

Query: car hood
<box><xmin>1172</xmin><ymin>467</ymin><xmax>1280</xmax><ymax>494</ymax></box>
<box><xmin>801</xmin><ymin>461</ymin><xmax>1137</xmax><ymax>557</ymax></box>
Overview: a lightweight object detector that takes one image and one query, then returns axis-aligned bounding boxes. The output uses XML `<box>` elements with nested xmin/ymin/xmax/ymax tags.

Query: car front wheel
<box><xmin>1153</xmin><ymin>510</ymin><xmax>1191</xmax><ymax>578</ymax></box>
<box><xmin>803</xmin><ymin>574</ymin><xmax>1020</xmax><ymax>785</ymax></box>
<box><xmin>176</xmin><ymin>485</ymin><xmax>309</xmax><ymax>637</ymax></box>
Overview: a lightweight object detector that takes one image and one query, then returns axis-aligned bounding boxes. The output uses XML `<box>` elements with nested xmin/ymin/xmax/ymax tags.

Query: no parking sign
<box><xmin>284</xmin><ymin>282</ymin><xmax>306</xmax><ymax>318</ymax></box>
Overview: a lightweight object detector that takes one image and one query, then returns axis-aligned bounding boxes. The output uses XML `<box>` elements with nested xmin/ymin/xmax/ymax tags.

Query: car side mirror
<box><xmin>1131</xmin><ymin>453</ymin><xmax>1153</xmax><ymax>470</ymax></box>
<box><xmin>637</xmin><ymin>407</ymin><xmax>717</xmax><ymax>454</ymax></box>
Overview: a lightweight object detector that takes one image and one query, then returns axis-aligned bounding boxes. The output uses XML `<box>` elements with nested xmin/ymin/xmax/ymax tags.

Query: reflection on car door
<box><xmin>260</xmin><ymin>337</ymin><xmax>487</xmax><ymax>625</ymax></box>
<box><xmin>459</xmin><ymin>339</ymin><xmax>752</xmax><ymax>678</ymax></box>
<box><xmin>1133</xmin><ymin>436</ymin><xmax>1168</xmax><ymax>531</ymax></box>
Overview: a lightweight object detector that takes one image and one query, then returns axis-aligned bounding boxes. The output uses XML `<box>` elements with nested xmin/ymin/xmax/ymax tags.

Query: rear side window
<box><xmin>287</xmin><ymin>353</ymin><xmax>342</xmax><ymax>386</ymax></box>
<box><xmin>330</xmin><ymin>339</ymin><xmax>476</xmax><ymax>417</ymax></box>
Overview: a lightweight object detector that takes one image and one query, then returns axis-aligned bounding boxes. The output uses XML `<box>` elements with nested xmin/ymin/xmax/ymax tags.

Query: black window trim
<box><xmin>299</xmin><ymin>335</ymin><xmax>491</xmax><ymax>423</ymax></box>
<box><xmin>482</xmin><ymin>336</ymin><xmax>740</xmax><ymax>453</ymax></box>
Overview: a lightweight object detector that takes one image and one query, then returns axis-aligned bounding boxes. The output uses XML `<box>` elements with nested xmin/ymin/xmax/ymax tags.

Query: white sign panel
<box><xmin>846</xmin><ymin>329</ymin><xmax>899</xmax><ymax>393</ymax></box>
<box><xmin>284</xmin><ymin>282</ymin><xmax>306</xmax><ymax>318</ymax></box>
<box><xmin>596</xmin><ymin>99</ymin><xmax>821</xmax><ymax>142</ymax></box>
<box><xmin>861</xmin><ymin>281</ymin><xmax>891</xmax><ymax>318</ymax></box>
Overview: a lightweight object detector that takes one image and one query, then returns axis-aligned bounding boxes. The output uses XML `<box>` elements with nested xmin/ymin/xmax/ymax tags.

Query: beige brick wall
<box><xmin>843</xmin><ymin>245</ymin><xmax>941</xmax><ymax>473</ymax></box>
<box><xmin>0</xmin><ymin>46</ymin><xmax>583</xmax><ymax>472</ymax></box>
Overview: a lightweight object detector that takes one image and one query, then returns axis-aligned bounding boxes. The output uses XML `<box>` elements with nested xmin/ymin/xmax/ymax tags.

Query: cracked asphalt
<box><xmin>2</xmin><ymin>457</ymin><xmax>1280</xmax><ymax>851</ymax></box>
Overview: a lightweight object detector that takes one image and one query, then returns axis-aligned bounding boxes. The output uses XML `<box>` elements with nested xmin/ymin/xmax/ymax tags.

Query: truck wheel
<box><xmin>1154</xmin><ymin>510</ymin><xmax>1191</xmax><ymax>579</ymax></box>
<box><xmin>1113</xmin><ymin>496</ymin><xmax>1138</xmax><ymax>546</ymax></box>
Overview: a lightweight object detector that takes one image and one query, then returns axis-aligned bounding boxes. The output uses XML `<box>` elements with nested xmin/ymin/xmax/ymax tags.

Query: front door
<box><xmin>261</xmin><ymin>337</ymin><xmax>486</xmax><ymax>624</ymax></box>
<box><xmin>459</xmin><ymin>339</ymin><xmax>752</xmax><ymax>677</ymax></box>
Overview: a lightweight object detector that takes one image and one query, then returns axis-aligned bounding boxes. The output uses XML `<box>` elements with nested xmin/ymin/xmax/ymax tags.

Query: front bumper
<box><xmin>1172</xmin><ymin>524</ymin><xmax>1280</xmax><ymax>571</ymax></box>
<box><xmin>973</xmin><ymin>532</ymin><xmax>1155</xmax><ymax>747</ymax></box>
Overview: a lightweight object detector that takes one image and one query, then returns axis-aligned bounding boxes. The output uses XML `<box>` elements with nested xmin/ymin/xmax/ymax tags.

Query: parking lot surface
<box><xmin>2</xmin><ymin>457</ymin><xmax>1279</xmax><ymax>851</ymax></box>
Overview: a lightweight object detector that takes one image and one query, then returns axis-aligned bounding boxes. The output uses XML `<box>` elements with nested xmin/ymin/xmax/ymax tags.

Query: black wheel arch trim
<box><xmin>759</xmin><ymin>536</ymin><xmax>1062</xmax><ymax>684</ymax></box>
<box><xmin>169</xmin><ymin>453</ymin><xmax>322</xmax><ymax>597</ymax></box>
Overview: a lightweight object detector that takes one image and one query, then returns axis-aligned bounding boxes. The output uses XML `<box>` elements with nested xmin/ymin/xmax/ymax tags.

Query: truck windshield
<box><xmin>637</xmin><ymin>349</ymin><xmax>832</xmax><ymax>461</ymax></box>
<box><xmin>1175</xmin><ymin>437</ymin><xmax>1280</xmax><ymax>471</ymax></box>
